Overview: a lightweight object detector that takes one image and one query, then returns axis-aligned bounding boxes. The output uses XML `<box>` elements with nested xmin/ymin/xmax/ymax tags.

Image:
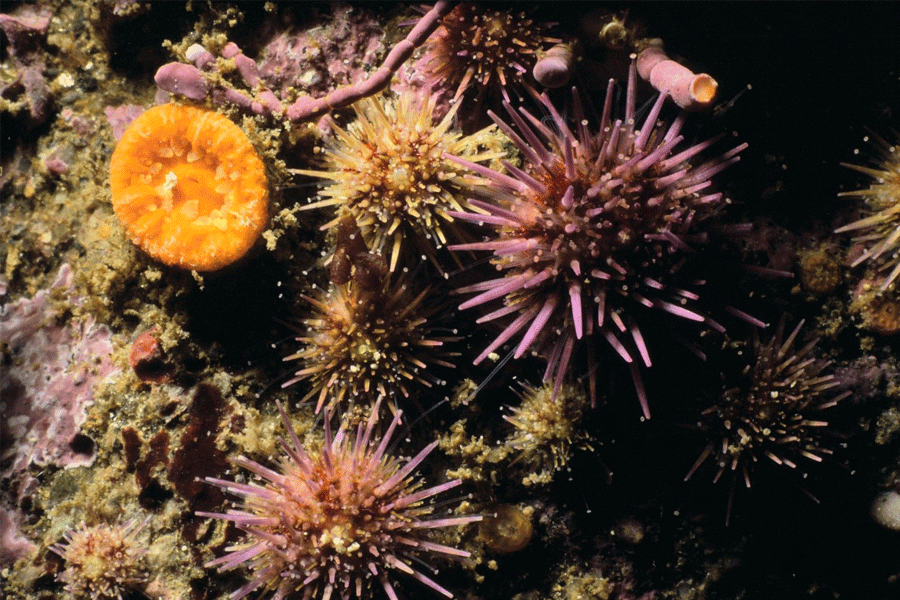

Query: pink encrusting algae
<box><xmin>447</xmin><ymin>64</ymin><xmax>749</xmax><ymax>418</ymax></box>
<box><xmin>197</xmin><ymin>400</ymin><xmax>481</xmax><ymax>600</ymax></box>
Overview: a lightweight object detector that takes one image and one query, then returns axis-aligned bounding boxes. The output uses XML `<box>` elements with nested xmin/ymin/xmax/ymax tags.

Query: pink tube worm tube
<box><xmin>636</xmin><ymin>40</ymin><xmax>717</xmax><ymax>111</ymax></box>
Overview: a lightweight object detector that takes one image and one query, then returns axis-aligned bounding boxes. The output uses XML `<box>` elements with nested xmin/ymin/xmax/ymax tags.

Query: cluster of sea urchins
<box><xmin>447</xmin><ymin>67</ymin><xmax>747</xmax><ymax>418</ymax></box>
<box><xmin>282</xmin><ymin>216</ymin><xmax>457</xmax><ymax>414</ymax></box>
<box><xmin>198</xmin><ymin>400</ymin><xmax>482</xmax><ymax>600</ymax></box>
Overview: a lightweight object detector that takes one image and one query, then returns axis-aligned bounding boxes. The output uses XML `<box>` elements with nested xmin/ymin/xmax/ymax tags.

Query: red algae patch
<box><xmin>109</xmin><ymin>104</ymin><xmax>269</xmax><ymax>272</ymax></box>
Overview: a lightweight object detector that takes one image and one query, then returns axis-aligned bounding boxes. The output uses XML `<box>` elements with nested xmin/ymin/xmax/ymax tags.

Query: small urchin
<box><xmin>685</xmin><ymin>318</ymin><xmax>850</xmax><ymax>512</ymax></box>
<box><xmin>447</xmin><ymin>65</ymin><xmax>747</xmax><ymax>418</ymax></box>
<box><xmin>417</xmin><ymin>3</ymin><xmax>558</xmax><ymax>106</ymax></box>
<box><xmin>49</xmin><ymin>520</ymin><xmax>149</xmax><ymax>600</ymax></box>
<box><xmin>198</xmin><ymin>400</ymin><xmax>482</xmax><ymax>600</ymax></box>
<box><xmin>294</xmin><ymin>91</ymin><xmax>505</xmax><ymax>273</ymax></box>
<box><xmin>503</xmin><ymin>380</ymin><xmax>590</xmax><ymax>486</ymax></box>
<box><xmin>281</xmin><ymin>262</ymin><xmax>457</xmax><ymax>414</ymax></box>
<box><xmin>835</xmin><ymin>131</ymin><xmax>900</xmax><ymax>291</ymax></box>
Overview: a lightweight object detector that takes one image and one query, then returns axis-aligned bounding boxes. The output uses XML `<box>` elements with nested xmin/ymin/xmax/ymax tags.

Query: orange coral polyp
<box><xmin>110</xmin><ymin>104</ymin><xmax>269</xmax><ymax>271</ymax></box>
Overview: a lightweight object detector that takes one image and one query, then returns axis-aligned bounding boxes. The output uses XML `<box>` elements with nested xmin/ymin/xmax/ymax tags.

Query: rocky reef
<box><xmin>2</xmin><ymin>3</ymin><xmax>898</xmax><ymax>600</ymax></box>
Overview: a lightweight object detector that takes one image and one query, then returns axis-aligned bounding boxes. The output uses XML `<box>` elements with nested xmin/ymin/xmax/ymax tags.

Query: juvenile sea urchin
<box><xmin>50</xmin><ymin>520</ymin><xmax>149</xmax><ymax>600</ymax></box>
<box><xmin>685</xmin><ymin>319</ymin><xmax>849</xmax><ymax>515</ymax></box>
<box><xmin>448</xmin><ymin>66</ymin><xmax>747</xmax><ymax>418</ymax></box>
<box><xmin>282</xmin><ymin>262</ymin><xmax>457</xmax><ymax>414</ymax></box>
<box><xmin>504</xmin><ymin>381</ymin><xmax>590</xmax><ymax>486</ymax></box>
<box><xmin>418</xmin><ymin>3</ymin><xmax>558</xmax><ymax>105</ymax></box>
<box><xmin>198</xmin><ymin>401</ymin><xmax>481</xmax><ymax>600</ymax></box>
<box><xmin>835</xmin><ymin>131</ymin><xmax>900</xmax><ymax>291</ymax></box>
<box><xmin>295</xmin><ymin>92</ymin><xmax>504</xmax><ymax>273</ymax></box>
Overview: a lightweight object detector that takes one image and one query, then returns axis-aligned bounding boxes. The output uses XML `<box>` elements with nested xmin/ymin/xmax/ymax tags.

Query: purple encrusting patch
<box><xmin>447</xmin><ymin>63</ymin><xmax>751</xmax><ymax>419</ymax></box>
<box><xmin>1</xmin><ymin>265</ymin><xmax>118</xmax><ymax>496</ymax></box>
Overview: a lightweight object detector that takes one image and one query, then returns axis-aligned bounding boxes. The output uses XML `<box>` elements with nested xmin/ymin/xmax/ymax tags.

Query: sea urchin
<box><xmin>50</xmin><ymin>520</ymin><xmax>148</xmax><ymax>600</ymax></box>
<box><xmin>198</xmin><ymin>401</ymin><xmax>481</xmax><ymax>600</ymax></box>
<box><xmin>835</xmin><ymin>131</ymin><xmax>900</xmax><ymax>291</ymax></box>
<box><xmin>418</xmin><ymin>3</ymin><xmax>558</xmax><ymax>104</ymax></box>
<box><xmin>295</xmin><ymin>91</ymin><xmax>504</xmax><ymax>273</ymax></box>
<box><xmin>282</xmin><ymin>262</ymin><xmax>457</xmax><ymax>414</ymax></box>
<box><xmin>448</xmin><ymin>66</ymin><xmax>747</xmax><ymax>418</ymax></box>
<box><xmin>685</xmin><ymin>319</ymin><xmax>849</xmax><ymax>506</ymax></box>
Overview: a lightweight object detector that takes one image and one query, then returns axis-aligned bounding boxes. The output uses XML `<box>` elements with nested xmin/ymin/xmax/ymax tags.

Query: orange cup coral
<box><xmin>109</xmin><ymin>104</ymin><xmax>269</xmax><ymax>271</ymax></box>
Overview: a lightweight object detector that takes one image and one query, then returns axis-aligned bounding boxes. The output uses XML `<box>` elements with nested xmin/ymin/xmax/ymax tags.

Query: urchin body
<box><xmin>419</xmin><ymin>3</ymin><xmax>558</xmax><ymax>103</ymax></box>
<box><xmin>686</xmin><ymin>319</ymin><xmax>849</xmax><ymax>490</ymax></box>
<box><xmin>50</xmin><ymin>521</ymin><xmax>148</xmax><ymax>600</ymax></box>
<box><xmin>449</xmin><ymin>68</ymin><xmax>746</xmax><ymax>417</ymax></box>
<box><xmin>296</xmin><ymin>92</ymin><xmax>503</xmax><ymax>272</ymax></box>
<box><xmin>199</xmin><ymin>402</ymin><xmax>480</xmax><ymax>600</ymax></box>
<box><xmin>836</xmin><ymin>132</ymin><xmax>900</xmax><ymax>291</ymax></box>
<box><xmin>282</xmin><ymin>275</ymin><xmax>455</xmax><ymax>413</ymax></box>
<box><xmin>504</xmin><ymin>381</ymin><xmax>590</xmax><ymax>486</ymax></box>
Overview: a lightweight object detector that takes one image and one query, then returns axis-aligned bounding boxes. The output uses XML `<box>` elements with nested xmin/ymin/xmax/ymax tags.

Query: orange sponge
<box><xmin>109</xmin><ymin>104</ymin><xmax>269</xmax><ymax>272</ymax></box>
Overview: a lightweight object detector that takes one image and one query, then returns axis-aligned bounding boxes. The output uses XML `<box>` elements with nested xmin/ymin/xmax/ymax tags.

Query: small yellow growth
<box><xmin>504</xmin><ymin>381</ymin><xmax>590</xmax><ymax>486</ymax></box>
<box><xmin>551</xmin><ymin>565</ymin><xmax>613</xmax><ymax>600</ymax></box>
<box><xmin>853</xmin><ymin>287</ymin><xmax>900</xmax><ymax>335</ymax></box>
<box><xmin>109</xmin><ymin>104</ymin><xmax>269</xmax><ymax>271</ymax></box>
<box><xmin>438</xmin><ymin>419</ymin><xmax>509</xmax><ymax>483</ymax></box>
<box><xmin>295</xmin><ymin>92</ymin><xmax>504</xmax><ymax>271</ymax></box>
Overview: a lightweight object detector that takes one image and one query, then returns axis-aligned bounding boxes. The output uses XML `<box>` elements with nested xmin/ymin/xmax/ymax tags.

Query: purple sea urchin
<box><xmin>448</xmin><ymin>66</ymin><xmax>747</xmax><ymax>418</ymax></box>
<box><xmin>50</xmin><ymin>520</ymin><xmax>148</xmax><ymax>600</ymax></box>
<box><xmin>295</xmin><ymin>91</ymin><xmax>504</xmax><ymax>273</ymax></box>
<box><xmin>418</xmin><ymin>3</ymin><xmax>559</xmax><ymax>104</ymax></box>
<box><xmin>198</xmin><ymin>401</ymin><xmax>481</xmax><ymax>600</ymax></box>
<box><xmin>685</xmin><ymin>319</ymin><xmax>849</xmax><ymax>511</ymax></box>
<box><xmin>835</xmin><ymin>132</ymin><xmax>900</xmax><ymax>291</ymax></box>
<box><xmin>282</xmin><ymin>262</ymin><xmax>457</xmax><ymax>414</ymax></box>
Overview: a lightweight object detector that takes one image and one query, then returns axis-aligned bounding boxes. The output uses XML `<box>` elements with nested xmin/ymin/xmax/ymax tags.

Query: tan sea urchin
<box><xmin>295</xmin><ymin>91</ymin><xmax>504</xmax><ymax>273</ymax></box>
<box><xmin>503</xmin><ymin>381</ymin><xmax>590</xmax><ymax>486</ymax></box>
<box><xmin>282</xmin><ymin>262</ymin><xmax>457</xmax><ymax>414</ymax></box>
<box><xmin>50</xmin><ymin>520</ymin><xmax>148</xmax><ymax>600</ymax></box>
<box><xmin>836</xmin><ymin>131</ymin><xmax>900</xmax><ymax>291</ymax></box>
